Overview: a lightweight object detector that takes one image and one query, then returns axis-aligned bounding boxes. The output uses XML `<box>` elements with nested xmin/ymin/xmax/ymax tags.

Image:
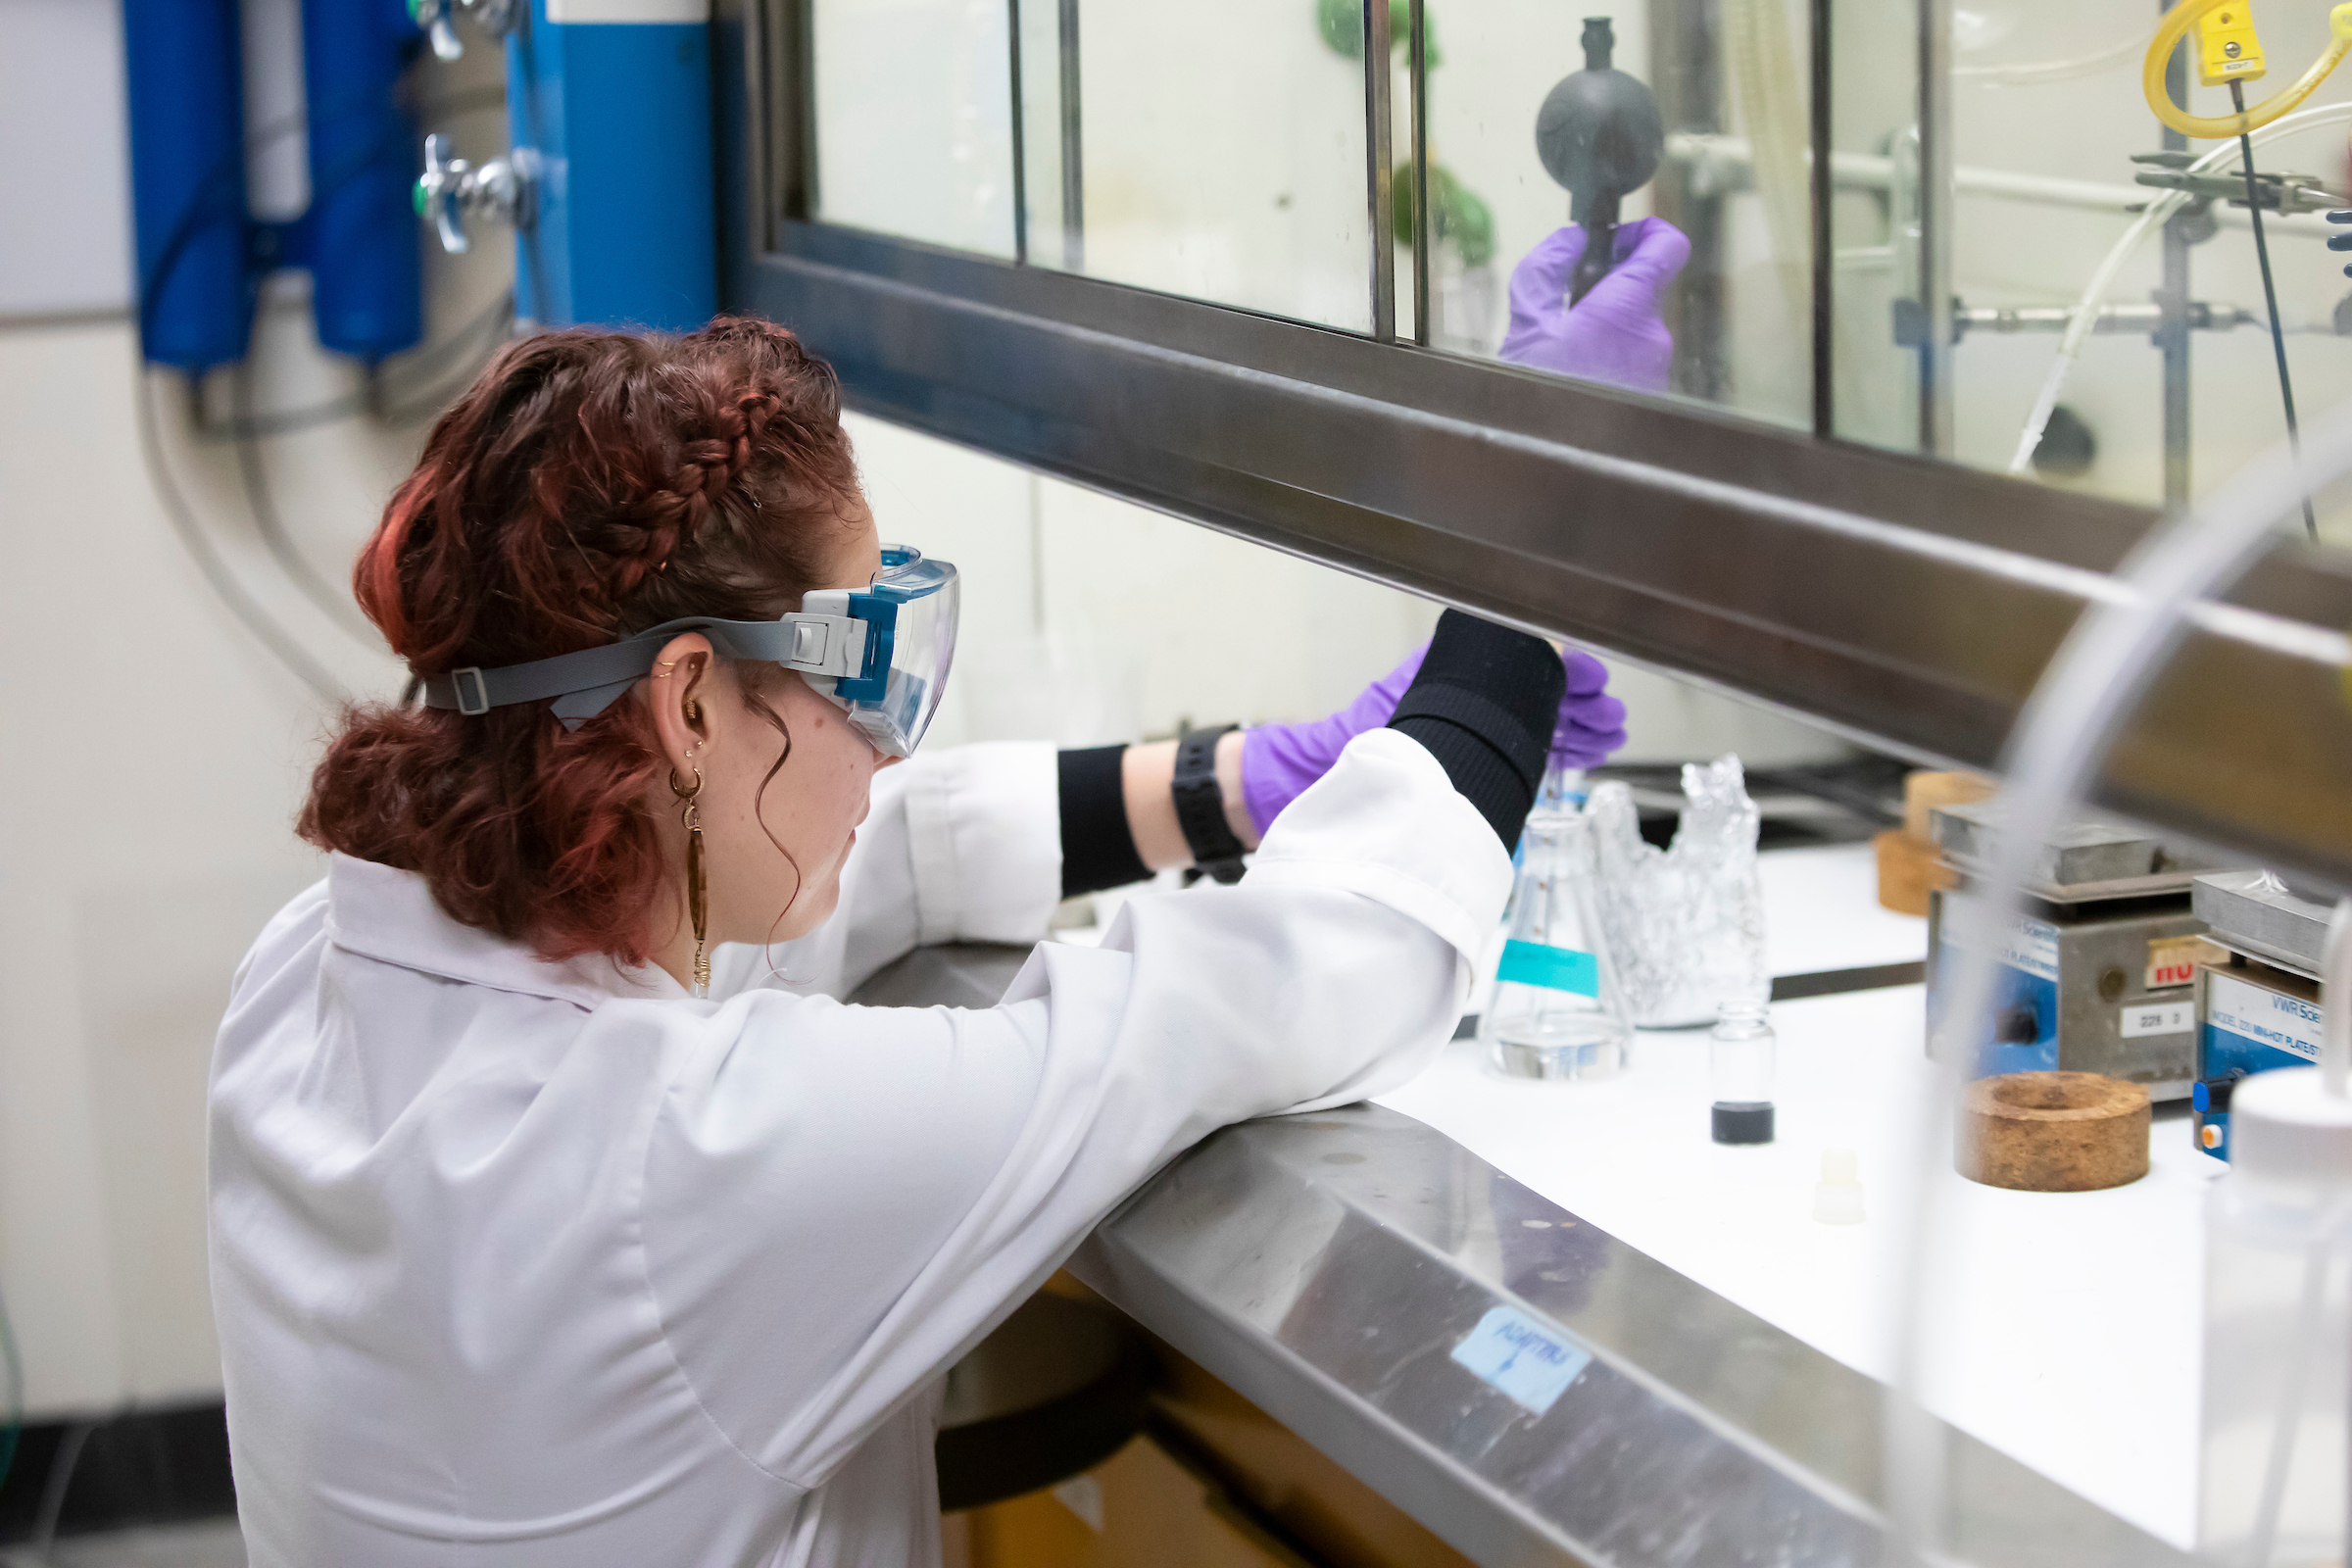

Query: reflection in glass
<box><xmin>1416</xmin><ymin>1</ymin><xmax>1816</xmax><ymax>426</ymax></box>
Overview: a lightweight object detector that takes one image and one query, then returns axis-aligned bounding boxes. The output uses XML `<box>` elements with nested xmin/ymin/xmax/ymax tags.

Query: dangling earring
<box><xmin>670</xmin><ymin>764</ymin><xmax>710</xmax><ymax>998</ymax></box>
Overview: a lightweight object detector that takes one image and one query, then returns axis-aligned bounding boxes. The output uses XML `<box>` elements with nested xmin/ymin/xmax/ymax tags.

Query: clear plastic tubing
<box><xmin>1710</xmin><ymin>1001</ymin><xmax>1777</xmax><ymax>1145</ymax></box>
<box><xmin>1482</xmin><ymin>765</ymin><xmax>1631</xmax><ymax>1080</ymax></box>
<box><xmin>1889</xmin><ymin>402</ymin><xmax>2352</xmax><ymax>1564</ymax></box>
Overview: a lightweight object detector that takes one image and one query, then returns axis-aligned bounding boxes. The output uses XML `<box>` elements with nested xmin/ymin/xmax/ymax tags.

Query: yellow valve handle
<box><xmin>2143</xmin><ymin>0</ymin><xmax>2352</xmax><ymax>138</ymax></box>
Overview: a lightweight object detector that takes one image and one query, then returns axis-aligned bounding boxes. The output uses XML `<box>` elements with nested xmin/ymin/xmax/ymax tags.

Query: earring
<box><xmin>669</xmin><ymin>765</ymin><xmax>710</xmax><ymax>998</ymax></box>
<box><xmin>685</xmin><ymin>700</ymin><xmax>702</xmax><ymax>723</ymax></box>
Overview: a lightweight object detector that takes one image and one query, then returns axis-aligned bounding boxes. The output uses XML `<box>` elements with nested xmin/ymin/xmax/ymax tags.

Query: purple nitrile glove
<box><xmin>1498</xmin><ymin>217</ymin><xmax>1690</xmax><ymax>394</ymax></box>
<box><xmin>1240</xmin><ymin>644</ymin><xmax>1629</xmax><ymax>835</ymax></box>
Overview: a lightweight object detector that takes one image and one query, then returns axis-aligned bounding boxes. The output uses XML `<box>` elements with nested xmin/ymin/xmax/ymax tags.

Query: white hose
<box><xmin>1955</xmin><ymin>36</ymin><xmax>2144</xmax><ymax>86</ymax></box>
<box><xmin>1890</xmin><ymin>400</ymin><xmax>2352</xmax><ymax>1563</ymax></box>
<box><xmin>2007</xmin><ymin>103</ymin><xmax>2352</xmax><ymax>476</ymax></box>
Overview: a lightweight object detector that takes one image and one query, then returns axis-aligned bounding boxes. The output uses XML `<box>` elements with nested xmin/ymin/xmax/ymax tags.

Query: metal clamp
<box><xmin>416</xmin><ymin>134</ymin><xmax>532</xmax><ymax>256</ymax></box>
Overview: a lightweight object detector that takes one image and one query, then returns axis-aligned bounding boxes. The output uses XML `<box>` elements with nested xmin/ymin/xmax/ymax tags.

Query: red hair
<box><xmin>300</xmin><ymin>318</ymin><xmax>860</xmax><ymax>965</ymax></box>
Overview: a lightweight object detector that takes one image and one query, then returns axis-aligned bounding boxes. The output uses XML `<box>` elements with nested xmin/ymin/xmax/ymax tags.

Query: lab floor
<box><xmin>0</xmin><ymin>1522</ymin><xmax>245</xmax><ymax>1568</ymax></box>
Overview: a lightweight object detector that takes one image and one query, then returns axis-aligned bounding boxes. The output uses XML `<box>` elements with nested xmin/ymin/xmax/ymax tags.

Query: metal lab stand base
<box><xmin>855</xmin><ymin>943</ymin><xmax>2188</xmax><ymax>1567</ymax></box>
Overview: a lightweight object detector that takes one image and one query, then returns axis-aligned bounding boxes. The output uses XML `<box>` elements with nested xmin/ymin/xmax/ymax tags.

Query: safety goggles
<box><xmin>416</xmin><ymin>545</ymin><xmax>960</xmax><ymax>759</ymax></box>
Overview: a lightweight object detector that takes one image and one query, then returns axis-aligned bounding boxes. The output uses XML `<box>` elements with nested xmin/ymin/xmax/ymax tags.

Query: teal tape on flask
<box><xmin>1495</xmin><ymin>940</ymin><xmax>1599</xmax><ymax>997</ymax></box>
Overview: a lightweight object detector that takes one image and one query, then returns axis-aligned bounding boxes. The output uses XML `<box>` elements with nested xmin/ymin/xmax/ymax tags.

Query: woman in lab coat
<box><xmin>208</xmin><ymin>318</ymin><xmax>1624</xmax><ymax>1568</ymax></box>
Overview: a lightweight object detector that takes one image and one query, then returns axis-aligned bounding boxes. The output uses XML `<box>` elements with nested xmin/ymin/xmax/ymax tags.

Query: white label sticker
<box><xmin>2208</xmin><ymin>971</ymin><xmax>2325</xmax><ymax>1062</ymax></box>
<box><xmin>1941</xmin><ymin>898</ymin><xmax>2060</xmax><ymax>982</ymax></box>
<box><xmin>1449</xmin><ymin>1305</ymin><xmax>1592</xmax><ymax>1416</ymax></box>
<box><xmin>2121</xmin><ymin>1001</ymin><xmax>2194</xmax><ymax>1039</ymax></box>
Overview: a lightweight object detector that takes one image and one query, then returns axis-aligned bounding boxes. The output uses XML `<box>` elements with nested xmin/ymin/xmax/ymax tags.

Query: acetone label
<box><xmin>1449</xmin><ymin>1305</ymin><xmax>1592</xmax><ymax>1416</ymax></box>
<box><xmin>2207</xmin><ymin>970</ymin><xmax>2324</xmax><ymax>1063</ymax></box>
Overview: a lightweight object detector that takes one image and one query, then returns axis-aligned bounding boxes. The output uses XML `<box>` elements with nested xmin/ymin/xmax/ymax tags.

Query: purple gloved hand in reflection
<box><xmin>1498</xmin><ymin>217</ymin><xmax>1691</xmax><ymax>394</ymax></box>
<box><xmin>1239</xmin><ymin>643</ymin><xmax>1629</xmax><ymax>835</ymax></box>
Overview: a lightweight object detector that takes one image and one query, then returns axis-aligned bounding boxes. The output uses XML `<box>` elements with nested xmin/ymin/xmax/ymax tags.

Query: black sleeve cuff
<box><xmin>1388</xmin><ymin>610</ymin><xmax>1564</xmax><ymax>847</ymax></box>
<box><xmin>1057</xmin><ymin>745</ymin><xmax>1152</xmax><ymax>897</ymax></box>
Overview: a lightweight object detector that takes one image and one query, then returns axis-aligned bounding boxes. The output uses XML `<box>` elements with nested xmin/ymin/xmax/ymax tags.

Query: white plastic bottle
<box><xmin>2198</xmin><ymin>1065</ymin><xmax>2352</xmax><ymax>1566</ymax></box>
<box><xmin>1480</xmin><ymin>768</ymin><xmax>1630</xmax><ymax>1079</ymax></box>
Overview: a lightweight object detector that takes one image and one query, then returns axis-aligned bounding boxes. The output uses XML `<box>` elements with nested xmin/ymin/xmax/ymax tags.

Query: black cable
<box><xmin>134</xmin><ymin>359</ymin><xmax>347</xmax><ymax>705</ymax></box>
<box><xmin>2230</xmin><ymin>78</ymin><xmax>2319</xmax><ymax>543</ymax></box>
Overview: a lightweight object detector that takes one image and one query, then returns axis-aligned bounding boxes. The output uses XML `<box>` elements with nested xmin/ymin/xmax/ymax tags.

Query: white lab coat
<box><xmin>208</xmin><ymin>729</ymin><xmax>1509</xmax><ymax>1568</ymax></box>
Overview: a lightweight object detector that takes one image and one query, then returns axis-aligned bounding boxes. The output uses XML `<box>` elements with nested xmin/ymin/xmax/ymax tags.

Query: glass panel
<box><xmin>1408</xmin><ymin>0</ymin><xmax>1816</xmax><ymax>427</ymax></box>
<box><xmin>1834</xmin><ymin>0</ymin><xmax>2352</xmax><ymax>535</ymax></box>
<box><xmin>809</xmin><ymin>0</ymin><xmax>1019</xmax><ymax>257</ymax></box>
<box><xmin>1012</xmin><ymin>0</ymin><xmax>1375</xmax><ymax>331</ymax></box>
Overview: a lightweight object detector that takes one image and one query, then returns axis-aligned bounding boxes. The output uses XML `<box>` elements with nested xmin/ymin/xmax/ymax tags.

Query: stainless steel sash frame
<box><xmin>711</xmin><ymin>1</ymin><xmax>2352</xmax><ymax>890</ymax></box>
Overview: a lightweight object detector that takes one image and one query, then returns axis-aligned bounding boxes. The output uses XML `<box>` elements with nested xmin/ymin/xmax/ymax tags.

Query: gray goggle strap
<box><xmin>415</xmin><ymin>613</ymin><xmax>869</xmax><ymax>732</ymax></box>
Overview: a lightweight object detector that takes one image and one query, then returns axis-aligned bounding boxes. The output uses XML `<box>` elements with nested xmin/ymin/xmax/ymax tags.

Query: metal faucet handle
<box><xmin>410</xmin><ymin>0</ymin><xmax>463</xmax><ymax>60</ymax></box>
<box><xmin>416</xmin><ymin>133</ymin><xmax>474</xmax><ymax>253</ymax></box>
<box><xmin>414</xmin><ymin>134</ymin><xmax>532</xmax><ymax>256</ymax></box>
<box><xmin>409</xmin><ymin>0</ymin><xmax>519</xmax><ymax>61</ymax></box>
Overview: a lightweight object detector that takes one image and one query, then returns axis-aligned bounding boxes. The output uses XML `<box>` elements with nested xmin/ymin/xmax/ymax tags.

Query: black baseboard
<box><xmin>0</xmin><ymin>1401</ymin><xmax>234</xmax><ymax>1543</ymax></box>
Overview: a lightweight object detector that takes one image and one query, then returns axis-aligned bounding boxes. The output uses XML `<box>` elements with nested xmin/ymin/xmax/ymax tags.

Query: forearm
<box><xmin>1119</xmin><ymin>730</ymin><xmax>1255</xmax><ymax>870</ymax></box>
<box><xmin>1057</xmin><ymin>730</ymin><xmax>1255</xmax><ymax>899</ymax></box>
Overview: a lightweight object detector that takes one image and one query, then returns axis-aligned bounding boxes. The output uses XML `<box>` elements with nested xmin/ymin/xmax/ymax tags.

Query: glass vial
<box><xmin>1481</xmin><ymin>771</ymin><xmax>1630</xmax><ymax>1080</ymax></box>
<box><xmin>1710</xmin><ymin>1001</ymin><xmax>1776</xmax><ymax>1144</ymax></box>
<box><xmin>2198</xmin><ymin>1067</ymin><xmax>2352</xmax><ymax>1567</ymax></box>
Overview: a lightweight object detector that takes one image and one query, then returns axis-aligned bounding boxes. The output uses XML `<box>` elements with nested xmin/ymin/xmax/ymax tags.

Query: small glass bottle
<box><xmin>1481</xmin><ymin>768</ymin><xmax>1630</xmax><ymax>1080</ymax></box>
<box><xmin>1709</xmin><ymin>1001</ymin><xmax>1776</xmax><ymax>1145</ymax></box>
<box><xmin>2198</xmin><ymin>1065</ymin><xmax>2352</xmax><ymax>1566</ymax></box>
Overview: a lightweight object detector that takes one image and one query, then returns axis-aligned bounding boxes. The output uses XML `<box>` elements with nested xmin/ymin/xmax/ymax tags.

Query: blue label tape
<box><xmin>1494</xmin><ymin>941</ymin><xmax>1598</xmax><ymax>998</ymax></box>
<box><xmin>1448</xmin><ymin>1305</ymin><xmax>1592</xmax><ymax>1416</ymax></box>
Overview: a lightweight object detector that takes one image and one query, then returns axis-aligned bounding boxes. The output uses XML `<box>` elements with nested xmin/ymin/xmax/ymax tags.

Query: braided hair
<box><xmin>301</xmin><ymin>318</ymin><xmax>862</xmax><ymax>966</ymax></box>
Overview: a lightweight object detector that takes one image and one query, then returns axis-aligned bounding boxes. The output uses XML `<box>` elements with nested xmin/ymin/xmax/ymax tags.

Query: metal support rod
<box><xmin>2230</xmin><ymin>78</ymin><xmax>2318</xmax><ymax>543</ymax></box>
<box><xmin>1057</xmin><ymin>0</ymin><xmax>1083</xmax><ymax>271</ymax></box>
<box><xmin>1364</xmin><ymin>0</ymin><xmax>1396</xmax><ymax>341</ymax></box>
<box><xmin>1915</xmin><ymin>0</ymin><xmax>1954</xmax><ymax>456</ymax></box>
<box><xmin>1809</xmin><ymin>0</ymin><xmax>1833</xmax><ymax>436</ymax></box>
<box><xmin>2159</xmin><ymin>24</ymin><xmax>2190</xmax><ymax>508</ymax></box>
<box><xmin>1409</xmin><ymin>0</ymin><xmax>1429</xmax><ymax>346</ymax></box>
<box><xmin>772</xmin><ymin>0</ymin><xmax>818</xmax><ymax>227</ymax></box>
<box><xmin>1006</xmin><ymin>0</ymin><xmax>1028</xmax><ymax>264</ymax></box>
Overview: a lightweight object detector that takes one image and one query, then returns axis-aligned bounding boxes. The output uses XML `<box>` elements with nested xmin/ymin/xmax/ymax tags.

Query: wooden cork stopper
<box><xmin>1955</xmin><ymin>1072</ymin><xmax>2150</xmax><ymax>1193</ymax></box>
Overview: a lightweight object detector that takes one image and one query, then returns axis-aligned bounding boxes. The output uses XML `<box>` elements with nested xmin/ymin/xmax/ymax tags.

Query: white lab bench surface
<box><xmin>1377</xmin><ymin>841</ymin><xmax>2213</xmax><ymax>1549</ymax></box>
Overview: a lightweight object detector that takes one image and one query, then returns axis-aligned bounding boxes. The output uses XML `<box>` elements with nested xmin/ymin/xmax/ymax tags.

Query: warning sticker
<box><xmin>2146</xmin><ymin>935</ymin><xmax>2227</xmax><ymax>991</ymax></box>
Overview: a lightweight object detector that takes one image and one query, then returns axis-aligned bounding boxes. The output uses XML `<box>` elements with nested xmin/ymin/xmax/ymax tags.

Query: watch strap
<box><xmin>1172</xmin><ymin>725</ymin><xmax>1248</xmax><ymax>884</ymax></box>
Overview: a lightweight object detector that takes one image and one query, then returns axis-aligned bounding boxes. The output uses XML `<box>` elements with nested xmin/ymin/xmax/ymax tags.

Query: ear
<box><xmin>646</xmin><ymin>632</ymin><xmax>717</xmax><ymax>776</ymax></box>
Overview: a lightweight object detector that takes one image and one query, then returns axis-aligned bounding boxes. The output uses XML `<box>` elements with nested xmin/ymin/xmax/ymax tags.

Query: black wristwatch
<box><xmin>1171</xmin><ymin>725</ymin><xmax>1249</xmax><ymax>885</ymax></box>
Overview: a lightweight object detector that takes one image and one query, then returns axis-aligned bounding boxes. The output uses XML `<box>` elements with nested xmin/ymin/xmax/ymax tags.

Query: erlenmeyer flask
<box><xmin>1480</xmin><ymin>773</ymin><xmax>1631</xmax><ymax>1079</ymax></box>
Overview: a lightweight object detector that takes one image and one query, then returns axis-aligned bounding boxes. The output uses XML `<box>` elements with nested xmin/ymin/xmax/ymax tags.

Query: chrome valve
<box><xmin>415</xmin><ymin>133</ymin><xmax>530</xmax><ymax>255</ymax></box>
